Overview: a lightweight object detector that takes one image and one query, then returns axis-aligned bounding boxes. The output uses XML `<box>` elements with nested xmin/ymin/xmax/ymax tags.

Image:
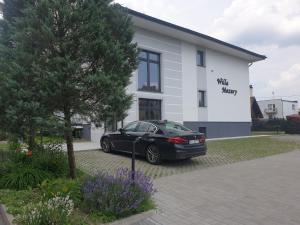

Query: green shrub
<box><xmin>40</xmin><ymin>179</ymin><xmax>82</xmax><ymax>206</ymax></box>
<box><xmin>0</xmin><ymin>166</ymin><xmax>53</xmax><ymax>190</ymax></box>
<box><xmin>18</xmin><ymin>194</ymin><xmax>74</xmax><ymax>225</ymax></box>
<box><xmin>283</xmin><ymin>120</ymin><xmax>300</xmax><ymax>134</ymax></box>
<box><xmin>32</xmin><ymin>143</ymin><xmax>68</xmax><ymax>177</ymax></box>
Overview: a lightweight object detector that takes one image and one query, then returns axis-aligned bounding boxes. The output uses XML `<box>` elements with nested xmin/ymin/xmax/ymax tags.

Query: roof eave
<box><xmin>127</xmin><ymin>8</ymin><xmax>267</xmax><ymax>62</ymax></box>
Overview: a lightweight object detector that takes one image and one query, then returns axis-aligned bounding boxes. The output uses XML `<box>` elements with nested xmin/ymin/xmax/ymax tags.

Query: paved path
<box><xmin>63</xmin><ymin>141</ymin><xmax>100</xmax><ymax>152</ymax></box>
<box><xmin>138</xmin><ymin>151</ymin><xmax>300</xmax><ymax>225</ymax></box>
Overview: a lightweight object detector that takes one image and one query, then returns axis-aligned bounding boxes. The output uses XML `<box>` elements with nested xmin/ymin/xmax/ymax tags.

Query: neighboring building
<box><xmin>88</xmin><ymin>9</ymin><xmax>266</xmax><ymax>141</ymax></box>
<box><xmin>257</xmin><ymin>99</ymin><xmax>298</xmax><ymax>120</ymax></box>
<box><xmin>0</xmin><ymin>1</ymin><xmax>3</xmax><ymax>19</ymax></box>
<box><xmin>249</xmin><ymin>85</ymin><xmax>263</xmax><ymax>120</ymax></box>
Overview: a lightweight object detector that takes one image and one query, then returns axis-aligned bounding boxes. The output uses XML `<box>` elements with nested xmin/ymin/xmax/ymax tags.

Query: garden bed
<box><xmin>0</xmin><ymin>143</ymin><xmax>155</xmax><ymax>225</ymax></box>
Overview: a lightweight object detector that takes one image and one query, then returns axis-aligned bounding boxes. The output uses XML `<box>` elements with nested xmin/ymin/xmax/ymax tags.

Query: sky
<box><xmin>115</xmin><ymin>0</ymin><xmax>300</xmax><ymax>104</ymax></box>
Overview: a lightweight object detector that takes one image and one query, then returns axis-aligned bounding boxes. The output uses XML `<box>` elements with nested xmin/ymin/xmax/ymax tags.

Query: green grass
<box><xmin>0</xmin><ymin>142</ymin><xmax>8</xmax><ymax>151</ymax></box>
<box><xmin>207</xmin><ymin>136</ymin><xmax>300</xmax><ymax>161</ymax></box>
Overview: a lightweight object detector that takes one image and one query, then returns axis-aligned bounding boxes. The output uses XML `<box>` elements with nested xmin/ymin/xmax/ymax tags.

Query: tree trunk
<box><xmin>28</xmin><ymin>125</ymin><xmax>36</xmax><ymax>150</ymax></box>
<box><xmin>64</xmin><ymin>108</ymin><xmax>76</xmax><ymax>179</ymax></box>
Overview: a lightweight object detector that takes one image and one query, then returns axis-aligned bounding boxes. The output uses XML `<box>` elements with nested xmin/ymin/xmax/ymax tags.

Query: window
<box><xmin>148</xmin><ymin>124</ymin><xmax>157</xmax><ymax>133</ymax></box>
<box><xmin>139</xmin><ymin>98</ymin><xmax>161</xmax><ymax>120</ymax></box>
<box><xmin>197</xmin><ymin>51</ymin><xmax>205</xmax><ymax>67</ymax></box>
<box><xmin>292</xmin><ymin>104</ymin><xmax>296</xmax><ymax>110</ymax></box>
<box><xmin>136</xmin><ymin>122</ymin><xmax>151</xmax><ymax>132</ymax></box>
<box><xmin>123</xmin><ymin>122</ymin><xmax>138</xmax><ymax>132</ymax></box>
<box><xmin>138</xmin><ymin>50</ymin><xmax>161</xmax><ymax>92</ymax></box>
<box><xmin>198</xmin><ymin>90</ymin><xmax>206</xmax><ymax>107</ymax></box>
<box><xmin>198</xmin><ymin>127</ymin><xmax>207</xmax><ymax>137</ymax></box>
<box><xmin>268</xmin><ymin>104</ymin><xmax>275</xmax><ymax>111</ymax></box>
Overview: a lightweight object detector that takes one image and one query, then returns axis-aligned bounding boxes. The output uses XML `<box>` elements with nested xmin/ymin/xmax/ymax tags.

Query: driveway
<box><xmin>138</xmin><ymin>150</ymin><xmax>300</xmax><ymax>225</ymax></box>
<box><xmin>75</xmin><ymin>136</ymin><xmax>300</xmax><ymax>179</ymax></box>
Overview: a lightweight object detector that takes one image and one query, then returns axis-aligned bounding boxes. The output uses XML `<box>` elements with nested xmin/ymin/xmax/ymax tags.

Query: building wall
<box><xmin>205</xmin><ymin>49</ymin><xmax>251</xmax><ymax>122</ymax></box>
<box><xmin>283</xmin><ymin>101</ymin><xmax>298</xmax><ymax>118</ymax></box>
<box><xmin>90</xmin><ymin>27</ymin><xmax>253</xmax><ymax>142</ymax></box>
<box><xmin>257</xmin><ymin>99</ymin><xmax>298</xmax><ymax>119</ymax></box>
<box><xmin>125</xmin><ymin>27</ymin><xmax>184</xmax><ymax>123</ymax></box>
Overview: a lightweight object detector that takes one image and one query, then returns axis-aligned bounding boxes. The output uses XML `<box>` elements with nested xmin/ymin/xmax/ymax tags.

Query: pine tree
<box><xmin>1</xmin><ymin>0</ymin><xmax>138</xmax><ymax>178</ymax></box>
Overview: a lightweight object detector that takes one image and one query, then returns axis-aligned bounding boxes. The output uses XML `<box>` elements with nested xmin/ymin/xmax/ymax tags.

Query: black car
<box><xmin>100</xmin><ymin>120</ymin><xmax>207</xmax><ymax>164</ymax></box>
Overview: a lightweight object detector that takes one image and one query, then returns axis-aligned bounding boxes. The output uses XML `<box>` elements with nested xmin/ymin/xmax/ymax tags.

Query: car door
<box><xmin>110</xmin><ymin>122</ymin><xmax>138</xmax><ymax>151</ymax></box>
<box><xmin>132</xmin><ymin>122</ymin><xmax>152</xmax><ymax>154</ymax></box>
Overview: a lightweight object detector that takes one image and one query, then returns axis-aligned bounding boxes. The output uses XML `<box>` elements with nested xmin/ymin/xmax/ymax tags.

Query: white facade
<box><xmin>257</xmin><ymin>99</ymin><xmax>298</xmax><ymax>120</ymax></box>
<box><xmin>90</xmin><ymin>9</ymin><xmax>265</xmax><ymax>142</ymax></box>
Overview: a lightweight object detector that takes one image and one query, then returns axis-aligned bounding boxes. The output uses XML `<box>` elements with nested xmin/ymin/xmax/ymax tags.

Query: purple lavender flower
<box><xmin>82</xmin><ymin>168</ymin><xmax>154</xmax><ymax>217</ymax></box>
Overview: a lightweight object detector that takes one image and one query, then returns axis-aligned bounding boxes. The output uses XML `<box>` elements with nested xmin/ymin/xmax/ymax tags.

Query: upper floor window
<box><xmin>138</xmin><ymin>50</ymin><xmax>161</xmax><ymax>92</ymax></box>
<box><xmin>197</xmin><ymin>51</ymin><xmax>205</xmax><ymax>67</ymax></box>
<box><xmin>292</xmin><ymin>104</ymin><xmax>296</xmax><ymax>110</ymax></box>
<box><xmin>268</xmin><ymin>104</ymin><xmax>275</xmax><ymax>111</ymax></box>
<box><xmin>198</xmin><ymin>90</ymin><xmax>206</xmax><ymax>107</ymax></box>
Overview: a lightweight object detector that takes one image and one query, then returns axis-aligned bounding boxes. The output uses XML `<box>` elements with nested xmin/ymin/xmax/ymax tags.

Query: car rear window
<box><xmin>157</xmin><ymin>121</ymin><xmax>191</xmax><ymax>133</ymax></box>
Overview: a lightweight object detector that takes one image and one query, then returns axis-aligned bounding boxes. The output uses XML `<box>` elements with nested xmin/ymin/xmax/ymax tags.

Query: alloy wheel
<box><xmin>146</xmin><ymin>145</ymin><xmax>161</xmax><ymax>164</ymax></box>
<box><xmin>101</xmin><ymin>139</ymin><xmax>111</xmax><ymax>153</ymax></box>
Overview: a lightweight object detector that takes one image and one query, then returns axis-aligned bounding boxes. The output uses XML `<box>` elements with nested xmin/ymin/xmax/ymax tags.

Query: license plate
<box><xmin>189</xmin><ymin>140</ymin><xmax>199</xmax><ymax>144</ymax></box>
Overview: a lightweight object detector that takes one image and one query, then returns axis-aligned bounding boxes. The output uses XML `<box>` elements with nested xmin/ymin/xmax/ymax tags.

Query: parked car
<box><xmin>100</xmin><ymin>120</ymin><xmax>207</xmax><ymax>164</ymax></box>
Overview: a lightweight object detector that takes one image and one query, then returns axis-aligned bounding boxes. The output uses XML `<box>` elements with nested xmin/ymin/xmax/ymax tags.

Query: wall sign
<box><xmin>217</xmin><ymin>78</ymin><xmax>238</xmax><ymax>96</ymax></box>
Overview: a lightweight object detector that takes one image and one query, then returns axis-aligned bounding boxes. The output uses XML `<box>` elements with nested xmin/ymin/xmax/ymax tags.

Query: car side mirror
<box><xmin>119</xmin><ymin>128</ymin><xmax>125</xmax><ymax>133</ymax></box>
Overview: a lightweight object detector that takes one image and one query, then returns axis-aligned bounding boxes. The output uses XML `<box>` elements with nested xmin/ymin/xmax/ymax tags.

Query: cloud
<box><xmin>211</xmin><ymin>0</ymin><xmax>300</xmax><ymax>47</ymax></box>
<box><xmin>270</xmin><ymin>64</ymin><xmax>300</xmax><ymax>93</ymax></box>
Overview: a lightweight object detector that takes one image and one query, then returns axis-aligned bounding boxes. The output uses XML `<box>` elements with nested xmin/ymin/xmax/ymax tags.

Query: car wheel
<box><xmin>146</xmin><ymin>145</ymin><xmax>161</xmax><ymax>165</ymax></box>
<box><xmin>101</xmin><ymin>138</ymin><xmax>112</xmax><ymax>153</ymax></box>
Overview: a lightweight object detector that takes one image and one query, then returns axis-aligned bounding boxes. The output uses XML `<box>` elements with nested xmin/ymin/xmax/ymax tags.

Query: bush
<box><xmin>252</xmin><ymin>119</ymin><xmax>286</xmax><ymax>132</ymax></box>
<box><xmin>40</xmin><ymin>179</ymin><xmax>82</xmax><ymax>206</ymax></box>
<box><xmin>0</xmin><ymin>166</ymin><xmax>53</xmax><ymax>190</ymax></box>
<box><xmin>18</xmin><ymin>194</ymin><xmax>74</xmax><ymax>225</ymax></box>
<box><xmin>82</xmin><ymin>168</ymin><xmax>154</xmax><ymax>219</ymax></box>
<box><xmin>32</xmin><ymin>143</ymin><xmax>68</xmax><ymax>177</ymax></box>
<box><xmin>283</xmin><ymin>120</ymin><xmax>300</xmax><ymax>134</ymax></box>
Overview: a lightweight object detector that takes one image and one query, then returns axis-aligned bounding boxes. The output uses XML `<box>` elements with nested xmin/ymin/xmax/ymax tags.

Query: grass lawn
<box><xmin>0</xmin><ymin>142</ymin><xmax>8</xmax><ymax>151</ymax></box>
<box><xmin>207</xmin><ymin>136</ymin><xmax>300</xmax><ymax>161</ymax></box>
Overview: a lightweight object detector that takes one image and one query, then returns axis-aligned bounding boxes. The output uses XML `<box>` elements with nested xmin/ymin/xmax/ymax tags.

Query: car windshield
<box><xmin>156</xmin><ymin>121</ymin><xmax>192</xmax><ymax>133</ymax></box>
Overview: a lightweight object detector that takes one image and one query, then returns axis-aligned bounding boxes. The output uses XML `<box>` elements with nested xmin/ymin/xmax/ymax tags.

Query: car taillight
<box><xmin>167</xmin><ymin>137</ymin><xmax>188</xmax><ymax>144</ymax></box>
<box><xmin>199</xmin><ymin>135</ymin><xmax>206</xmax><ymax>144</ymax></box>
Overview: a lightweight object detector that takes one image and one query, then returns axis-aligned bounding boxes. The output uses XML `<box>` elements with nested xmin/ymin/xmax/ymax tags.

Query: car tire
<box><xmin>101</xmin><ymin>138</ymin><xmax>112</xmax><ymax>153</ymax></box>
<box><xmin>145</xmin><ymin>144</ymin><xmax>161</xmax><ymax>165</ymax></box>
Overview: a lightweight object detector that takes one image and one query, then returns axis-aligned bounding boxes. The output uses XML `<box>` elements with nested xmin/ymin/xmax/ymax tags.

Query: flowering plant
<box><xmin>18</xmin><ymin>194</ymin><xmax>74</xmax><ymax>225</ymax></box>
<box><xmin>82</xmin><ymin>168</ymin><xmax>154</xmax><ymax>218</ymax></box>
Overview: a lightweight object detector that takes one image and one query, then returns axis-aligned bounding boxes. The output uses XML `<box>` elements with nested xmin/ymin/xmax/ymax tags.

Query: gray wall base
<box><xmin>183</xmin><ymin>121</ymin><xmax>251</xmax><ymax>139</ymax></box>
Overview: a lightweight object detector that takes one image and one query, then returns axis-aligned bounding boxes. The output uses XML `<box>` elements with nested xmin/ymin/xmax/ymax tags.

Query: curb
<box><xmin>0</xmin><ymin>204</ymin><xmax>13</xmax><ymax>225</ymax></box>
<box><xmin>108</xmin><ymin>210</ymin><xmax>155</xmax><ymax>225</ymax></box>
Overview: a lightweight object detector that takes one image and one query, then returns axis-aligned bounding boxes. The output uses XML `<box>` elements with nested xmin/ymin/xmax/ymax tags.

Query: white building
<box><xmin>87</xmin><ymin>9</ymin><xmax>266</xmax><ymax>141</ymax></box>
<box><xmin>257</xmin><ymin>99</ymin><xmax>298</xmax><ymax>120</ymax></box>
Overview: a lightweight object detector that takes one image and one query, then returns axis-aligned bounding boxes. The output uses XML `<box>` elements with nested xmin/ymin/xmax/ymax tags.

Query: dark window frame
<box><xmin>197</xmin><ymin>50</ymin><xmax>205</xmax><ymax>67</ymax></box>
<box><xmin>139</xmin><ymin>98</ymin><xmax>162</xmax><ymax>121</ymax></box>
<box><xmin>198</xmin><ymin>90</ymin><xmax>206</xmax><ymax>107</ymax></box>
<box><xmin>138</xmin><ymin>49</ymin><xmax>161</xmax><ymax>93</ymax></box>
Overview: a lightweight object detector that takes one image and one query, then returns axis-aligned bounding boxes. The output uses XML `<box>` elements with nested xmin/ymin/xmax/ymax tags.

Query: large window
<box><xmin>138</xmin><ymin>50</ymin><xmax>161</xmax><ymax>92</ymax></box>
<box><xmin>198</xmin><ymin>90</ymin><xmax>206</xmax><ymax>107</ymax></box>
<box><xmin>197</xmin><ymin>51</ymin><xmax>205</xmax><ymax>67</ymax></box>
<box><xmin>139</xmin><ymin>98</ymin><xmax>161</xmax><ymax>120</ymax></box>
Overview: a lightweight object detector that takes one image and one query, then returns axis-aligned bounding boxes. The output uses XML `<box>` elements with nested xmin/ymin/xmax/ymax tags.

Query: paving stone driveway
<box><xmin>75</xmin><ymin>148</ymin><xmax>236</xmax><ymax>179</ymax></box>
<box><xmin>75</xmin><ymin>136</ymin><xmax>300</xmax><ymax>179</ymax></box>
<box><xmin>138</xmin><ymin>150</ymin><xmax>300</xmax><ymax>225</ymax></box>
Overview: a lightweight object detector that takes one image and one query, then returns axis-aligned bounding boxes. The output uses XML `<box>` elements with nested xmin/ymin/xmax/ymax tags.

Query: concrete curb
<box><xmin>108</xmin><ymin>210</ymin><xmax>155</xmax><ymax>225</ymax></box>
<box><xmin>0</xmin><ymin>204</ymin><xmax>13</xmax><ymax>225</ymax></box>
